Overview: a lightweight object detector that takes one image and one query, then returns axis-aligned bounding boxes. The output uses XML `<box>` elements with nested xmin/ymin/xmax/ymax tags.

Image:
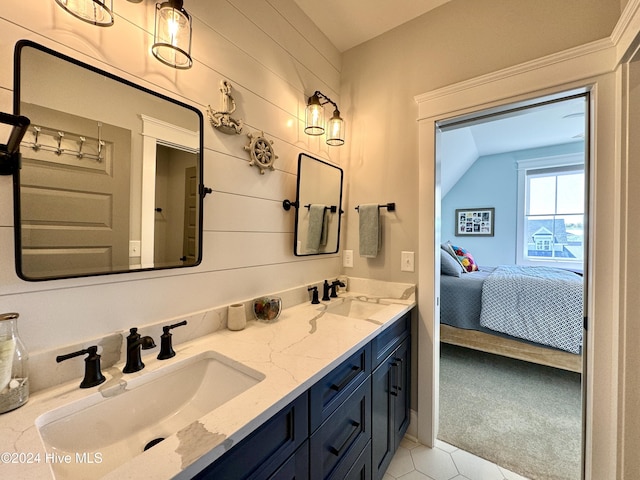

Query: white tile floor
<box><xmin>383</xmin><ymin>437</ymin><xmax>530</xmax><ymax>480</ymax></box>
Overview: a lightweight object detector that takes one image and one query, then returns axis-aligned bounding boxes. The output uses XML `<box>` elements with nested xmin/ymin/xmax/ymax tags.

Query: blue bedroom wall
<box><xmin>441</xmin><ymin>141</ymin><xmax>585</xmax><ymax>267</ymax></box>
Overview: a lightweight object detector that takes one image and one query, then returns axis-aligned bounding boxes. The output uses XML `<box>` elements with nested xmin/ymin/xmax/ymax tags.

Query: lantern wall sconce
<box><xmin>53</xmin><ymin>0</ymin><xmax>115</xmax><ymax>26</ymax></box>
<box><xmin>53</xmin><ymin>0</ymin><xmax>194</xmax><ymax>70</ymax></box>
<box><xmin>304</xmin><ymin>91</ymin><xmax>345</xmax><ymax>146</ymax></box>
<box><xmin>151</xmin><ymin>0</ymin><xmax>194</xmax><ymax>69</ymax></box>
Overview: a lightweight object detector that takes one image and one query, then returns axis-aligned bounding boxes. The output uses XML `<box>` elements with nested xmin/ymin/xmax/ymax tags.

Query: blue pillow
<box><xmin>441</xmin><ymin>248</ymin><xmax>463</xmax><ymax>277</ymax></box>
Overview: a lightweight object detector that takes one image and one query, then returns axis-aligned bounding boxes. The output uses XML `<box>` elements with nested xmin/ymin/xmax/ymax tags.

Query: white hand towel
<box><xmin>359</xmin><ymin>204</ymin><xmax>379</xmax><ymax>258</ymax></box>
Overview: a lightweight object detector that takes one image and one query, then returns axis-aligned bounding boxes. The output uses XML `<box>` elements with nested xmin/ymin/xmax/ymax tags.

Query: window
<box><xmin>517</xmin><ymin>158</ymin><xmax>585</xmax><ymax>266</ymax></box>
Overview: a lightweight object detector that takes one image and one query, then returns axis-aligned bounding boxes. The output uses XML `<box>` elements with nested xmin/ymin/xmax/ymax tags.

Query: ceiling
<box><xmin>439</xmin><ymin>97</ymin><xmax>587</xmax><ymax>196</ymax></box>
<box><xmin>292</xmin><ymin>0</ymin><xmax>451</xmax><ymax>52</ymax></box>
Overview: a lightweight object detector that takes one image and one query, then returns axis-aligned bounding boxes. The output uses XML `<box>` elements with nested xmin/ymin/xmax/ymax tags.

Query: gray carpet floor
<box><xmin>438</xmin><ymin>343</ymin><xmax>582</xmax><ymax>480</ymax></box>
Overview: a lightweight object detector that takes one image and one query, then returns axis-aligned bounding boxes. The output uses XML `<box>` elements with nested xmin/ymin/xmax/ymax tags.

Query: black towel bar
<box><xmin>355</xmin><ymin>202</ymin><xmax>395</xmax><ymax>212</ymax></box>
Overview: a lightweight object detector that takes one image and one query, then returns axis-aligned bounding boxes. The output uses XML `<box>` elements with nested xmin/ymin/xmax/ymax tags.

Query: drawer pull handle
<box><xmin>395</xmin><ymin>357</ymin><xmax>404</xmax><ymax>392</ymax></box>
<box><xmin>330</xmin><ymin>365</ymin><xmax>360</xmax><ymax>392</ymax></box>
<box><xmin>328</xmin><ymin>420</ymin><xmax>361</xmax><ymax>456</ymax></box>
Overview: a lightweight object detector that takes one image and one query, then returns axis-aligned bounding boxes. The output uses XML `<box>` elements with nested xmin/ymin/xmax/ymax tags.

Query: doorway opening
<box><xmin>434</xmin><ymin>92</ymin><xmax>589</xmax><ymax>480</ymax></box>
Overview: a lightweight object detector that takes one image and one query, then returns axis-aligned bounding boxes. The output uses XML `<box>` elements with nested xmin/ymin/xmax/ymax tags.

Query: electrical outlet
<box><xmin>401</xmin><ymin>251</ymin><xmax>414</xmax><ymax>272</ymax></box>
<box><xmin>129</xmin><ymin>240</ymin><xmax>141</xmax><ymax>257</ymax></box>
<box><xmin>343</xmin><ymin>250</ymin><xmax>354</xmax><ymax>268</ymax></box>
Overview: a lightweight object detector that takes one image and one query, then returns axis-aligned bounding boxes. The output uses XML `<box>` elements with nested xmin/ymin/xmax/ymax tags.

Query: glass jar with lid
<box><xmin>0</xmin><ymin>313</ymin><xmax>29</xmax><ymax>413</ymax></box>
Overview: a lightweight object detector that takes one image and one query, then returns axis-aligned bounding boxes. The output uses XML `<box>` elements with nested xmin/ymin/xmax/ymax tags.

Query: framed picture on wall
<box><xmin>455</xmin><ymin>207</ymin><xmax>495</xmax><ymax>236</ymax></box>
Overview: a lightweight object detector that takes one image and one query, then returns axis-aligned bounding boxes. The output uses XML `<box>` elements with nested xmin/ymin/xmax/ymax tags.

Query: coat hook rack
<box><xmin>355</xmin><ymin>202</ymin><xmax>395</xmax><ymax>212</ymax></box>
<box><xmin>20</xmin><ymin>123</ymin><xmax>106</xmax><ymax>162</ymax></box>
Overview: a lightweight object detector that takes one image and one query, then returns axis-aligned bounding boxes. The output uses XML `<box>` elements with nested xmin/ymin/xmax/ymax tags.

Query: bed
<box><xmin>439</xmin><ymin>248</ymin><xmax>583</xmax><ymax>373</ymax></box>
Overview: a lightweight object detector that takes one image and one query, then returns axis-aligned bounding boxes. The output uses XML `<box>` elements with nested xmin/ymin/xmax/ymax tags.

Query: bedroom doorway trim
<box><xmin>415</xmin><ymin>42</ymin><xmax>621</xmax><ymax>480</ymax></box>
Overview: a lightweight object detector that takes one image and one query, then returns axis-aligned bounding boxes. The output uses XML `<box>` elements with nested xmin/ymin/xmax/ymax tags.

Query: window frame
<box><xmin>516</xmin><ymin>154</ymin><xmax>585</xmax><ymax>269</ymax></box>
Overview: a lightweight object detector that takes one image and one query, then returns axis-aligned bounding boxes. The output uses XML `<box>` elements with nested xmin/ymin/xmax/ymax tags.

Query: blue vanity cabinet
<box><xmin>371</xmin><ymin>313</ymin><xmax>411</xmax><ymax>480</ymax></box>
<box><xmin>191</xmin><ymin>309</ymin><xmax>412</xmax><ymax>480</ymax></box>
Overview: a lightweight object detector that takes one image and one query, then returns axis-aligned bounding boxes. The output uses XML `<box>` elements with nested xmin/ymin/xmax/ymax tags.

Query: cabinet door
<box><xmin>371</xmin><ymin>353</ymin><xmax>395</xmax><ymax>480</ymax></box>
<box><xmin>392</xmin><ymin>338</ymin><xmax>411</xmax><ymax>448</ymax></box>
<box><xmin>371</xmin><ymin>336</ymin><xmax>411</xmax><ymax>480</ymax></box>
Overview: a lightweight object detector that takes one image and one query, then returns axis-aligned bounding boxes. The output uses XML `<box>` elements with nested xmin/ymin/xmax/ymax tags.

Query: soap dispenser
<box><xmin>0</xmin><ymin>313</ymin><xmax>29</xmax><ymax>413</ymax></box>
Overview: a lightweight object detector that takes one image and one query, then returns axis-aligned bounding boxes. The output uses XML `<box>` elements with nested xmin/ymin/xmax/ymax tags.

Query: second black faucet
<box><xmin>123</xmin><ymin>328</ymin><xmax>156</xmax><ymax>373</ymax></box>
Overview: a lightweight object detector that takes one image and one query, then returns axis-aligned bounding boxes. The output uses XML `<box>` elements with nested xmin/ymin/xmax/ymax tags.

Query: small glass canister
<box><xmin>0</xmin><ymin>313</ymin><xmax>29</xmax><ymax>413</ymax></box>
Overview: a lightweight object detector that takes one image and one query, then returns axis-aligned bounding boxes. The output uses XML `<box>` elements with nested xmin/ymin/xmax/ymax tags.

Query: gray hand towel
<box><xmin>306</xmin><ymin>204</ymin><xmax>327</xmax><ymax>253</ymax></box>
<box><xmin>359</xmin><ymin>204</ymin><xmax>379</xmax><ymax>258</ymax></box>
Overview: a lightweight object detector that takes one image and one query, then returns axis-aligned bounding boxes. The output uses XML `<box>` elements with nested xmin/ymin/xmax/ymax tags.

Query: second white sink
<box><xmin>36</xmin><ymin>350</ymin><xmax>264</xmax><ymax>479</ymax></box>
<box><xmin>323</xmin><ymin>298</ymin><xmax>389</xmax><ymax>320</ymax></box>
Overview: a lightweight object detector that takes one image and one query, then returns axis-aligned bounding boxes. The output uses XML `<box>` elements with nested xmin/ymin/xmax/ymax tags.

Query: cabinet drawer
<box><xmin>371</xmin><ymin>311</ymin><xmax>410</xmax><ymax>368</ymax></box>
<box><xmin>268</xmin><ymin>440</ymin><xmax>309</xmax><ymax>479</ymax></box>
<box><xmin>193</xmin><ymin>393</ymin><xmax>308</xmax><ymax>480</ymax></box>
<box><xmin>328</xmin><ymin>439</ymin><xmax>371</xmax><ymax>480</ymax></box>
<box><xmin>310</xmin><ymin>379</ymin><xmax>371</xmax><ymax>480</ymax></box>
<box><xmin>309</xmin><ymin>343</ymin><xmax>371</xmax><ymax>432</ymax></box>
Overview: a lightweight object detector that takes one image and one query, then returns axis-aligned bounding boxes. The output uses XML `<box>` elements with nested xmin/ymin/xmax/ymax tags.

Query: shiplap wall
<box><xmin>0</xmin><ymin>0</ymin><xmax>345</xmax><ymax>353</ymax></box>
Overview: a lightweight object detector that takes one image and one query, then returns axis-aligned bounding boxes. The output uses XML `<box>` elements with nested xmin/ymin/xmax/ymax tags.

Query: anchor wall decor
<box><xmin>207</xmin><ymin>79</ymin><xmax>243</xmax><ymax>135</ymax></box>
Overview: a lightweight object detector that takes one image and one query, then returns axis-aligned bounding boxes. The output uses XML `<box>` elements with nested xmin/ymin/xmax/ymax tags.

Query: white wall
<box><xmin>0</xmin><ymin>1</ymin><xmax>344</xmax><ymax>357</ymax></box>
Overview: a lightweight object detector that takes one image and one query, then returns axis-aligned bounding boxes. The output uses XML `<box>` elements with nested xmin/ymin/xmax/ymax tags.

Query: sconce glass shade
<box><xmin>326</xmin><ymin>109</ymin><xmax>345</xmax><ymax>146</ymax></box>
<box><xmin>54</xmin><ymin>0</ymin><xmax>114</xmax><ymax>27</ymax></box>
<box><xmin>305</xmin><ymin>93</ymin><xmax>325</xmax><ymax>135</ymax></box>
<box><xmin>152</xmin><ymin>0</ymin><xmax>193</xmax><ymax>69</ymax></box>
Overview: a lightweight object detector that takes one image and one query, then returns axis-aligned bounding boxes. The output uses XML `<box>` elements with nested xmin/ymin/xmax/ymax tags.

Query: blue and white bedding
<box><xmin>479</xmin><ymin>265</ymin><xmax>583</xmax><ymax>354</ymax></box>
<box><xmin>440</xmin><ymin>265</ymin><xmax>583</xmax><ymax>355</ymax></box>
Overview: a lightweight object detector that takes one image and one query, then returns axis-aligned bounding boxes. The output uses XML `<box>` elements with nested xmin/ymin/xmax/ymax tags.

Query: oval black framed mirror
<box><xmin>291</xmin><ymin>153</ymin><xmax>343</xmax><ymax>256</ymax></box>
<box><xmin>13</xmin><ymin>40</ymin><xmax>205</xmax><ymax>281</ymax></box>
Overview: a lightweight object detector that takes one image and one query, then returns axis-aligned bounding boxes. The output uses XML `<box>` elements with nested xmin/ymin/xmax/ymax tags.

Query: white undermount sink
<box><xmin>323</xmin><ymin>298</ymin><xmax>389</xmax><ymax>320</ymax></box>
<box><xmin>35</xmin><ymin>350</ymin><xmax>264</xmax><ymax>479</ymax></box>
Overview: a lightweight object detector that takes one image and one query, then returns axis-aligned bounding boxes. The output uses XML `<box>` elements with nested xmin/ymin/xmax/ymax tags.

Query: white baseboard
<box><xmin>405</xmin><ymin>408</ymin><xmax>419</xmax><ymax>442</ymax></box>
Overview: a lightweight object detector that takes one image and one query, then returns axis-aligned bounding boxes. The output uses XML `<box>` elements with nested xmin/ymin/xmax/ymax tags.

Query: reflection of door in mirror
<box><xmin>18</xmin><ymin>103</ymin><xmax>131</xmax><ymax>278</ymax></box>
<box><xmin>153</xmin><ymin>146</ymin><xmax>198</xmax><ymax>266</ymax></box>
<box><xmin>140</xmin><ymin>115</ymin><xmax>199</xmax><ymax>269</ymax></box>
<box><xmin>15</xmin><ymin>41</ymin><xmax>204</xmax><ymax>280</ymax></box>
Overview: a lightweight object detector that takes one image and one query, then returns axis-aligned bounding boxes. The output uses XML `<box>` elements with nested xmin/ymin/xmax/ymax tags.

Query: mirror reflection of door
<box><xmin>19</xmin><ymin>103</ymin><xmax>131</xmax><ymax>279</ymax></box>
<box><xmin>16</xmin><ymin>41</ymin><xmax>204</xmax><ymax>280</ymax></box>
<box><xmin>153</xmin><ymin>146</ymin><xmax>198</xmax><ymax>266</ymax></box>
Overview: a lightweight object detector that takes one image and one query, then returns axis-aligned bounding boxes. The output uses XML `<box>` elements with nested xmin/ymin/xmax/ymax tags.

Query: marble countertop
<box><xmin>0</xmin><ymin>285</ymin><xmax>414</xmax><ymax>480</ymax></box>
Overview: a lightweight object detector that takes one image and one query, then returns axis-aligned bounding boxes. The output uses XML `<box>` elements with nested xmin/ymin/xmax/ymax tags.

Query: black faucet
<box><xmin>322</xmin><ymin>280</ymin><xmax>331</xmax><ymax>301</ymax></box>
<box><xmin>330</xmin><ymin>280</ymin><xmax>346</xmax><ymax>298</ymax></box>
<box><xmin>123</xmin><ymin>328</ymin><xmax>156</xmax><ymax>373</ymax></box>
<box><xmin>56</xmin><ymin>345</ymin><xmax>106</xmax><ymax>389</ymax></box>
<box><xmin>308</xmin><ymin>286</ymin><xmax>320</xmax><ymax>304</ymax></box>
<box><xmin>157</xmin><ymin>320</ymin><xmax>187</xmax><ymax>360</ymax></box>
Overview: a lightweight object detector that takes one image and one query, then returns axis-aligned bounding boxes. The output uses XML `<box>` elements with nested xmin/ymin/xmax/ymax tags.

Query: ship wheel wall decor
<box><xmin>244</xmin><ymin>130</ymin><xmax>278</xmax><ymax>174</ymax></box>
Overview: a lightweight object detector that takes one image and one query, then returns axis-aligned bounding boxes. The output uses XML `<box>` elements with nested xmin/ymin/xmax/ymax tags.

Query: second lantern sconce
<box><xmin>304</xmin><ymin>91</ymin><xmax>345</xmax><ymax>146</ymax></box>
